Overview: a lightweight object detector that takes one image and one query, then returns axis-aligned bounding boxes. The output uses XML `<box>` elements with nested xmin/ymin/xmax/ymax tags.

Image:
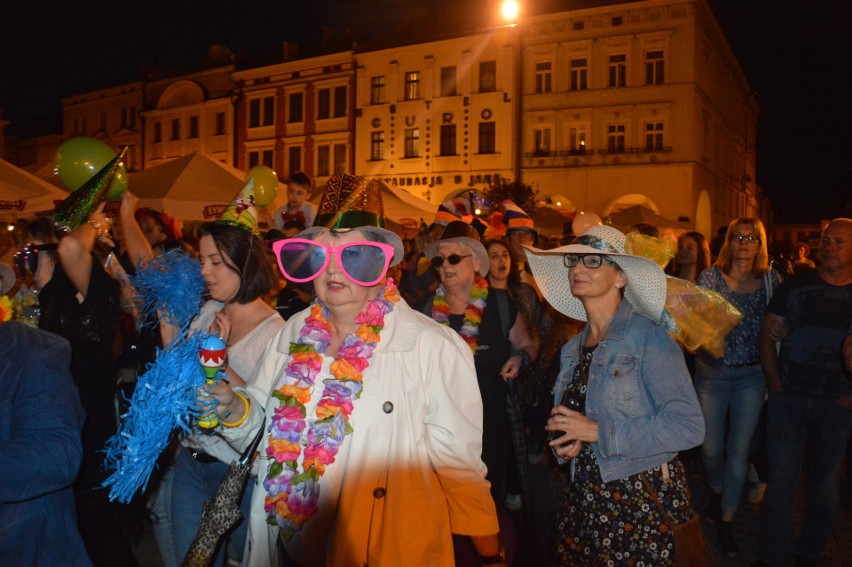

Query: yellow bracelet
<box><xmin>222</xmin><ymin>392</ymin><xmax>251</xmax><ymax>428</ymax></box>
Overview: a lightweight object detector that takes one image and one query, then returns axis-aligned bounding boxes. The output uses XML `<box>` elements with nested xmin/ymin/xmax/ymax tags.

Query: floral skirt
<box><xmin>552</xmin><ymin>444</ymin><xmax>694</xmax><ymax>567</ymax></box>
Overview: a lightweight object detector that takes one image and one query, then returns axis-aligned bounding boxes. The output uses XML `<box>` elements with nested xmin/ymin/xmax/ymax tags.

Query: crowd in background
<box><xmin>1</xmin><ymin>171</ymin><xmax>850</xmax><ymax>567</ymax></box>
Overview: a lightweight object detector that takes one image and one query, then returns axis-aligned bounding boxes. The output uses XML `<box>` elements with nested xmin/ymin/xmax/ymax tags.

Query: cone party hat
<box><xmin>52</xmin><ymin>147</ymin><xmax>128</xmax><ymax>232</ymax></box>
<box><xmin>215</xmin><ymin>179</ymin><xmax>260</xmax><ymax>237</ymax></box>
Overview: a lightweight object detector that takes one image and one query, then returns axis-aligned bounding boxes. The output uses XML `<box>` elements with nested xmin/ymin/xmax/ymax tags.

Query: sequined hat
<box><xmin>304</xmin><ymin>174</ymin><xmax>403</xmax><ymax>265</ymax></box>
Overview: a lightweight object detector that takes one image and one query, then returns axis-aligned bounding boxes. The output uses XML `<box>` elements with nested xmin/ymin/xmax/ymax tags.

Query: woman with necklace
<box><xmin>423</xmin><ymin>222</ymin><xmax>536</xmax><ymax>508</ymax></box>
<box><xmin>208</xmin><ymin>176</ymin><xmax>506</xmax><ymax>567</ymax></box>
<box><xmin>525</xmin><ymin>225</ymin><xmax>705</xmax><ymax>565</ymax></box>
<box><xmin>694</xmin><ymin>217</ymin><xmax>781</xmax><ymax>556</ymax></box>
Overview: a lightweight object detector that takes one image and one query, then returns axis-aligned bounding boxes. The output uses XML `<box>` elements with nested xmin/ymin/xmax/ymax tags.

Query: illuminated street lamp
<box><xmin>501</xmin><ymin>0</ymin><xmax>522</xmax><ymax>183</ymax></box>
<box><xmin>501</xmin><ymin>0</ymin><xmax>520</xmax><ymax>22</ymax></box>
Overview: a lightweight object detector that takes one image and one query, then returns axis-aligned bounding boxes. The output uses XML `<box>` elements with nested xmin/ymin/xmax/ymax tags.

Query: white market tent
<box><xmin>307</xmin><ymin>179</ymin><xmax>436</xmax><ymax>228</ymax></box>
<box><xmin>127</xmin><ymin>152</ymin><xmax>275</xmax><ymax>221</ymax></box>
<box><xmin>0</xmin><ymin>159</ymin><xmax>68</xmax><ymax>217</ymax></box>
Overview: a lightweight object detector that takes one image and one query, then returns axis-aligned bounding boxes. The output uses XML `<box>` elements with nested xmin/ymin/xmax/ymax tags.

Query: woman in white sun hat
<box><xmin>524</xmin><ymin>224</ymin><xmax>705</xmax><ymax>565</ymax></box>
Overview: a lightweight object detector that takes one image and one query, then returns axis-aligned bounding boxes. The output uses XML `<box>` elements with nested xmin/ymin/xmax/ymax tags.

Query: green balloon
<box><xmin>107</xmin><ymin>165</ymin><xmax>129</xmax><ymax>201</ymax></box>
<box><xmin>245</xmin><ymin>165</ymin><xmax>279</xmax><ymax>207</ymax></box>
<box><xmin>55</xmin><ymin>137</ymin><xmax>118</xmax><ymax>191</ymax></box>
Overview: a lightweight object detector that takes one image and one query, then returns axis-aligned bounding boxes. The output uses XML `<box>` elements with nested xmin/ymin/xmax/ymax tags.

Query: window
<box><xmin>404</xmin><ymin>128</ymin><xmax>420</xmax><ymax>158</ymax></box>
<box><xmin>120</xmin><ymin>108</ymin><xmax>128</xmax><ymax>129</ymax></box>
<box><xmin>370</xmin><ymin>131</ymin><xmax>385</xmax><ymax>161</ymax></box>
<box><xmin>248</xmin><ymin>150</ymin><xmax>274</xmax><ymax>169</ymax></box>
<box><xmin>288</xmin><ymin>146</ymin><xmax>301</xmax><ymax>175</ymax></box>
<box><xmin>607</xmin><ymin>124</ymin><xmax>626</xmax><ymax>152</ymax></box>
<box><xmin>533</xmin><ymin>128</ymin><xmax>551</xmax><ymax>155</ymax></box>
<box><xmin>129</xmin><ymin>106</ymin><xmax>136</xmax><ymax>128</ymax></box>
<box><xmin>288</xmin><ymin>93</ymin><xmax>303</xmax><ymax>123</ymax></box>
<box><xmin>189</xmin><ymin>115</ymin><xmax>199</xmax><ymax>139</ymax></box>
<box><xmin>317</xmin><ymin>145</ymin><xmax>331</xmax><ymax>176</ymax></box>
<box><xmin>479</xmin><ymin>60</ymin><xmax>496</xmax><ymax>93</ymax></box>
<box><xmin>478</xmin><ymin>122</ymin><xmax>496</xmax><ymax>154</ymax></box>
<box><xmin>100</xmin><ymin>112</ymin><xmax>107</xmax><ymax>131</ymax></box>
<box><xmin>170</xmin><ymin>118</ymin><xmax>180</xmax><ymax>141</ymax></box>
<box><xmin>645</xmin><ymin>122</ymin><xmax>664</xmax><ymax>151</ymax></box>
<box><xmin>317</xmin><ymin>89</ymin><xmax>331</xmax><ymax>120</ymax></box>
<box><xmin>153</xmin><ymin>121</ymin><xmax>162</xmax><ymax>143</ymax></box>
<box><xmin>404</xmin><ymin>71</ymin><xmax>420</xmax><ymax>101</ymax></box>
<box><xmin>611</xmin><ymin>16</ymin><xmax>623</xmax><ymax>26</ymax></box>
<box><xmin>333</xmin><ymin>143</ymin><xmax>347</xmax><ymax>174</ymax></box>
<box><xmin>333</xmin><ymin>86</ymin><xmax>347</xmax><ymax>118</ymax></box>
<box><xmin>535</xmin><ymin>62</ymin><xmax>552</xmax><ymax>94</ymax></box>
<box><xmin>440</xmin><ymin>66</ymin><xmax>457</xmax><ymax>97</ymax></box>
<box><xmin>371</xmin><ymin>76</ymin><xmax>385</xmax><ymax>104</ymax></box>
<box><xmin>439</xmin><ymin>124</ymin><xmax>456</xmax><ymax>156</ymax></box>
<box><xmin>215</xmin><ymin>112</ymin><xmax>226</xmax><ymax>135</ymax></box>
<box><xmin>569</xmin><ymin>126</ymin><xmax>587</xmax><ymax>154</ymax></box>
<box><xmin>249</xmin><ymin>96</ymin><xmax>275</xmax><ymax>127</ymax></box>
<box><xmin>570</xmin><ymin>58</ymin><xmax>588</xmax><ymax>90</ymax></box>
<box><xmin>608</xmin><ymin>54</ymin><xmax>626</xmax><ymax>88</ymax></box>
<box><xmin>645</xmin><ymin>51</ymin><xmax>665</xmax><ymax>85</ymax></box>
<box><xmin>572</xmin><ymin>20</ymin><xmax>584</xmax><ymax>31</ymax></box>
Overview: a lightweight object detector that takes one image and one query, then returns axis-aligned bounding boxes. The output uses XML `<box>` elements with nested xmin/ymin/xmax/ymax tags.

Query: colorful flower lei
<box><xmin>0</xmin><ymin>295</ymin><xmax>12</xmax><ymax>323</ymax></box>
<box><xmin>263</xmin><ymin>278</ymin><xmax>400</xmax><ymax>537</ymax></box>
<box><xmin>432</xmin><ymin>274</ymin><xmax>488</xmax><ymax>354</ymax></box>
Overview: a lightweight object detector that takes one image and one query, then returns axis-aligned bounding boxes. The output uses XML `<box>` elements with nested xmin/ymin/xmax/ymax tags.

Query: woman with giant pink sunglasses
<box><xmin>206</xmin><ymin>223</ymin><xmax>506</xmax><ymax>566</ymax></box>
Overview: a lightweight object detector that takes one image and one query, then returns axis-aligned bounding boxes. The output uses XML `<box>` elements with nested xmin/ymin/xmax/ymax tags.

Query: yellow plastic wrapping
<box><xmin>625</xmin><ymin>232</ymin><xmax>677</xmax><ymax>269</ymax></box>
<box><xmin>665</xmin><ymin>276</ymin><xmax>743</xmax><ymax>357</ymax></box>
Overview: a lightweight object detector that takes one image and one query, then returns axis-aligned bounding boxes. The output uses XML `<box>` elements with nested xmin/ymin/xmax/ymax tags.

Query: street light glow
<box><xmin>501</xmin><ymin>0</ymin><xmax>520</xmax><ymax>22</ymax></box>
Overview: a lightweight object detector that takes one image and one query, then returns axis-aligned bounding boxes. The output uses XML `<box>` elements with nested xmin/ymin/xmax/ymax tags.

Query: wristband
<box><xmin>222</xmin><ymin>392</ymin><xmax>251</xmax><ymax>428</ymax></box>
<box><xmin>511</xmin><ymin>349</ymin><xmax>530</xmax><ymax>371</ymax></box>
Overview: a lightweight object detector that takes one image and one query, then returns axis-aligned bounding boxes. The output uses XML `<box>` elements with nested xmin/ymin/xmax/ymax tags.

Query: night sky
<box><xmin>2</xmin><ymin>0</ymin><xmax>849</xmax><ymax>222</ymax></box>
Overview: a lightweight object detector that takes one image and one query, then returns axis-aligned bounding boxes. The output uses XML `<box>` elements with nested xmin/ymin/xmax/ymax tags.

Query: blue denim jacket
<box><xmin>554</xmin><ymin>300</ymin><xmax>705</xmax><ymax>483</ymax></box>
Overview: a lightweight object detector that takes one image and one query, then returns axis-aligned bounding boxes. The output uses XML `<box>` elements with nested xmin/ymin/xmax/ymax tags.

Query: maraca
<box><xmin>197</xmin><ymin>335</ymin><xmax>227</xmax><ymax>428</ymax></box>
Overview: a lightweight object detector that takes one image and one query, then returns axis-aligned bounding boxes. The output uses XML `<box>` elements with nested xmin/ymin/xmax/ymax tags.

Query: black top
<box><xmin>38</xmin><ymin>253</ymin><xmax>120</xmax><ymax>394</ymax></box>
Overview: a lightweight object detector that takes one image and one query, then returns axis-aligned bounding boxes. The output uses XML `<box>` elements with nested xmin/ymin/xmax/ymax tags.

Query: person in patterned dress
<box><xmin>524</xmin><ymin>225</ymin><xmax>705</xmax><ymax>566</ymax></box>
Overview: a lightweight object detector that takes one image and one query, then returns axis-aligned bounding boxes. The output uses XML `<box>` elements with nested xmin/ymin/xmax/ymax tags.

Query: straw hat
<box><xmin>424</xmin><ymin>220</ymin><xmax>489</xmax><ymax>276</ymax></box>
<box><xmin>523</xmin><ymin>224</ymin><xmax>667</xmax><ymax>322</ymax></box>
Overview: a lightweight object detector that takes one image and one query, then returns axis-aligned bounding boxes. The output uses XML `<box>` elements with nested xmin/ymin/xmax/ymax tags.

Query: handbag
<box><xmin>640</xmin><ymin>467</ymin><xmax>719</xmax><ymax>567</ymax></box>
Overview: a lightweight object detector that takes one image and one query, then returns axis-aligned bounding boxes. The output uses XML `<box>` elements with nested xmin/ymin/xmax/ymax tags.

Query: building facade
<box><xmin>519</xmin><ymin>0</ymin><xmax>759</xmax><ymax>236</ymax></box>
<box><xmin>142</xmin><ymin>66</ymin><xmax>235</xmax><ymax>170</ymax></box>
<box><xmin>233</xmin><ymin>51</ymin><xmax>355</xmax><ymax>187</ymax></box>
<box><xmin>354</xmin><ymin>28</ymin><xmax>517</xmax><ymax>203</ymax></box>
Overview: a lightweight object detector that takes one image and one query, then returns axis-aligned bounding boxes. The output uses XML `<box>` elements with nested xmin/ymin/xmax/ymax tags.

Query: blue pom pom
<box><xmin>102</xmin><ymin>332</ymin><xmax>214</xmax><ymax>503</ymax></box>
<box><xmin>131</xmin><ymin>248</ymin><xmax>205</xmax><ymax>332</ymax></box>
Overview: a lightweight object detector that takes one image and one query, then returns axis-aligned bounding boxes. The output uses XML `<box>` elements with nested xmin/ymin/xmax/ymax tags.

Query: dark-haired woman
<box><xmin>157</xmin><ymin>221</ymin><xmax>283</xmax><ymax>566</ymax></box>
<box><xmin>666</xmin><ymin>231</ymin><xmax>712</xmax><ymax>284</ymax></box>
<box><xmin>22</xmin><ymin>210</ymin><xmax>138</xmax><ymax>566</ymax></box>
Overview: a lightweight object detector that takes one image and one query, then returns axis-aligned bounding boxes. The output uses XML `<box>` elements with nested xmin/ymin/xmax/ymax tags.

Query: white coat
<box><xmin>221</xmin><ymin>298</ymin><xmax>499</xmax><ymax>566</ymax></box>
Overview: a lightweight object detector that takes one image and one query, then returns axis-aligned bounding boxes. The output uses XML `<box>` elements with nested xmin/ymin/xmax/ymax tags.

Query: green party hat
<box><xmin>52</xmin><ymin>147</ymin><xmax>128</xmax><ymax>232</ymax></box>
<box><xmin>215</xmin><ymin>179</ymin><xmax>260</xmax><ymax>237</ymax></box>
<box><xmin>314</xmin><ymin>173</ymin><xmax>385</xmax><ymax>229</ymax></box>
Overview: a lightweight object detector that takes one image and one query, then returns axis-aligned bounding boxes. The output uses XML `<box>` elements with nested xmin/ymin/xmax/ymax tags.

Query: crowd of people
<box><xmin>1</xmin><ymin>168</ymin><xmax>850</xmax><ymax>567</ymax></box>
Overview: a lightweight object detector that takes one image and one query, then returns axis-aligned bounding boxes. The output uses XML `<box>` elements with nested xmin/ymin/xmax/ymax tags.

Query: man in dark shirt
<box><xmin>756</xmin><ymin>218</ymin><xmax>852</xmax><ymax>566</ymax></box>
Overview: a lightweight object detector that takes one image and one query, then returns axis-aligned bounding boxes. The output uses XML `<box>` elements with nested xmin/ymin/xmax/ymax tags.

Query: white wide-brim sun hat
<box><xmin>523</xmin><ymin>224</ymin><xmax>668</xmax><ymax>322</ymax></box>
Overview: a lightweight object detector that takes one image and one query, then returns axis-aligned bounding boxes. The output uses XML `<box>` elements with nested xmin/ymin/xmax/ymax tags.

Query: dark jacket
<box><xmin>0</xmin><ymin>322</ymin><xmax>91</xmax><ymax>566</ymax></box>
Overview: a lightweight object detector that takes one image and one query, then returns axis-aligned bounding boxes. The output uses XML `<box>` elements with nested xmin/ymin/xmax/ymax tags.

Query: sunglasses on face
<box><xmin>271</xmin><ymin>238</ymin><xmax>395</xmax><ymax>287</ymax></box>
<box><xmin>430</xmin><ymin>254</ymin><xmax>472</xmax><ymax>268</ymax></box>
<box><xmin>730</xmin><ymin>233</ymin><xmax>760</xmax><ymax>244</ymax></box>
<box><xmin>13</xmin><ymin>243</ymin><xmax>58</xmax><ymax>275</ymax></box>
<box><xmin>563</xmin><ymin>253</ymin><xmax>613</xmax><ymax>269</ymax></box>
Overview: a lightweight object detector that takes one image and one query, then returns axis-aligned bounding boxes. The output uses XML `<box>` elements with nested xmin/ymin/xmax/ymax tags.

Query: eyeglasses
<box><xmin>13</xmin><ymin>243</ymin><xmax>58</xmax><ymax>275</ymax></box>
<box><xmin>563</xmin><ymin>254</ymin><xmax>613</xmax><ymax>269</ymax></box>
<box><xmin>430</xmin><ymin>254</ymin><xmax>472</xmax><ymax>268</ymax></box>
<box><xmin>271</xmin><ymin>238</ymin><xmax>395</xmax><ymax>286</ymax></box>
<box><xmin>729</xmin><ymin>233</ymin><xmax>760</xmax><ymax>244</ymax></box>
